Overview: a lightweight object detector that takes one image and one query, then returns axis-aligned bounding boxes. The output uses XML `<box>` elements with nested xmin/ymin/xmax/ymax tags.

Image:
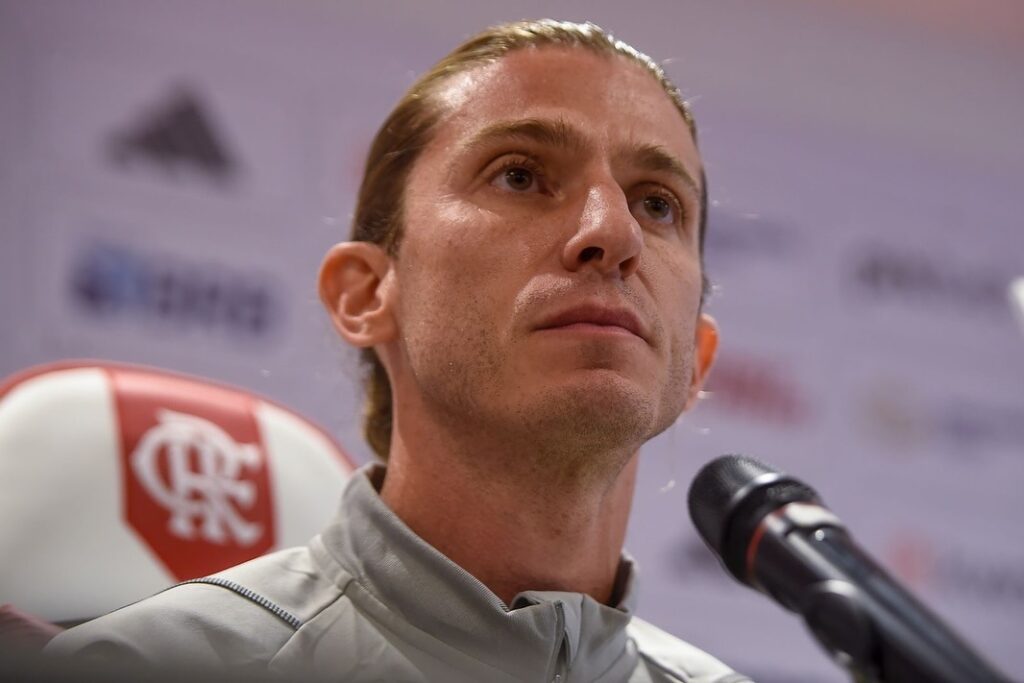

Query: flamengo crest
<box><xmin>113</xmin><ymin>367</ymin><xmax>276</xmax><ymax>581</ymax></box>
<box><xmin>131</xmin><ymin>409</ymin><xmax>263</xmax><ymax>546</ymax></box>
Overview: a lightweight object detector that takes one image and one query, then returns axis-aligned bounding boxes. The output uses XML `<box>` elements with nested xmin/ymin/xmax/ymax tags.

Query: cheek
<box><xmin>396</xmin><ymin>226</ymin><xmax>507</xmax><ymax>345</ymax></box>
<box><xmin>648</xmin><ymin>240</ymin><xmax>703</xmax><ymax>309</ymax></box>
<box><xmin>647</xmin><ymin>247</ymin><xmax>703</xmax><ymax>358</ymax></box>
<box><xmin>402</xmin><ymin>201</ymin><xmax>544</xmax><ymax>306</ymax></box>
<box><xmin>401</xmin><ymin>209</ymin><xmax>481</xmax><ymax>290</ymax></box>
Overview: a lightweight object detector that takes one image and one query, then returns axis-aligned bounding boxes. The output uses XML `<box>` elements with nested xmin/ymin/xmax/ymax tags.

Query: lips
<box><xmin>535</xmin><ymin>303</ymin><xmax>649</xmax><ymax>343</ymax></box>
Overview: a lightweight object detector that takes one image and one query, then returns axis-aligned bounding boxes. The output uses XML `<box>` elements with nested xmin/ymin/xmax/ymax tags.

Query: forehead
<box><xmin>426</xmin><ymin>46</ymin><xmax>701</xmax><ymax>179</ymax></box>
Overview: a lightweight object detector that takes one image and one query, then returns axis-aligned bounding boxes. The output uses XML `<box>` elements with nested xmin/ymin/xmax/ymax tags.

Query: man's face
<box><xmin>390</xmin><ymin>46</ymin><xmax>711</xmax><ymax>463</ymax></box>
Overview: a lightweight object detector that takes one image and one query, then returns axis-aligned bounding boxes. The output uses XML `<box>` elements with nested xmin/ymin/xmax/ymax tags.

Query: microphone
<box><xmin>687</xmin><ymin>454</ymin><xmax>1013</xmax><ymax>683</ymax></box>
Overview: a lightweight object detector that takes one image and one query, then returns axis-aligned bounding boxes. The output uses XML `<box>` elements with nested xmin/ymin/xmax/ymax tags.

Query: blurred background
<box><xmin>1</xmin><ymin>0</ymin><xmax>1022</xmax><ymax>680</ymax></box>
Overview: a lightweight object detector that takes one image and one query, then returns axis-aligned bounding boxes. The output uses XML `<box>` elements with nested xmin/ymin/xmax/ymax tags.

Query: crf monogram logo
<box><xmin>130</xmin><ymin>409</ymin><xmax>264</xmax><ymax>546</ymax></box>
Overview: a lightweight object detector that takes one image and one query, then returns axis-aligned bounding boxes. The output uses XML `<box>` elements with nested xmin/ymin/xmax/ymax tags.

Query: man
<box><xmin>49</xmin><ymin>19</ymin><xmax>748</xmax><ymax>683</ymax></box>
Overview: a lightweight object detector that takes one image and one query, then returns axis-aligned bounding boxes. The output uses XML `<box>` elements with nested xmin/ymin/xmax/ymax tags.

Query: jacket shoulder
<box><xmin>628</xmin><ymin>617</ymin><xmax>754</xmax><ymax>683</ymax></box>
<box><xmin>46</xmin><ymin>546</ymin><xmax>346</xmax><ymax>670</ymax></box>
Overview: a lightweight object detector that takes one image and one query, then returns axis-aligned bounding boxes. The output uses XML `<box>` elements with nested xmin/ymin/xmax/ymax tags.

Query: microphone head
<box><xmin>687</xmin><ymin>454</ymin><xmax>820</xmax><ymax>584</ymax></box>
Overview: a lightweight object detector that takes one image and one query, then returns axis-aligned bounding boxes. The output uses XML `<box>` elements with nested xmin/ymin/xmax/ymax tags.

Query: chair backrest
<box><xmin>0</xmin><ymin>360</ymin><xmax>356</xmax><ymax>624</ymax></box>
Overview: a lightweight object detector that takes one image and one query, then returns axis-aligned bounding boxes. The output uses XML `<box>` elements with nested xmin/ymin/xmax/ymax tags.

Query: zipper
<box><xmin>550</xmin><ymin>600</ymin><xmax>568</xmax><ymax>683</ymax></box>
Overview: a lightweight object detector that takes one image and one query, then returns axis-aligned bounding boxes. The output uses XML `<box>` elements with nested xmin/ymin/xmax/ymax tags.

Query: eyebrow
<box><xmin>622</xmin><ymin>143</ymin><xmax>702</xmax><ymax>200</ymax></box>
<box><xmin>458</xmin><ymin>117</ymin><xmax>701</xmax><ymax>198</ymax></box>
<box><xmin>461</xmin><ymin>117</ymin><xmax>589</xmax><ymax>157</ymax></box>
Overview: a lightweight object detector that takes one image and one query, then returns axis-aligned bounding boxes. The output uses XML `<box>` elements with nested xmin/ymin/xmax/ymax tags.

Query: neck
<box><xmin>379</xmin><ymin>417</ymin><xmax>639</xmax><ymax>607</ymax></box>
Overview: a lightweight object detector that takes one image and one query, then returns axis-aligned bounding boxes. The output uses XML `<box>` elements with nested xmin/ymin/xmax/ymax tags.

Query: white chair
<box><xmin>0</xmin><ymin>360</ymin><xmax>356</xmax><ymax>645</ymax></box>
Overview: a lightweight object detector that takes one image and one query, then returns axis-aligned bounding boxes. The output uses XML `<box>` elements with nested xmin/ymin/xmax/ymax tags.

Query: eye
<box><xmin>631</xmin><ymin>190</ymin><xmax>682</xmax><ymax>226</ymax></box>
<box><xmin>489</xmin><ymin>158</ymin><xmax>543</xmax><ymax>193</ymax></box>
<box><xmin>503</xmin><ymin>167</ymin><xmax>536</xmax><ymax>191</ymax></box>
<box><xmin>643</xmin><ymin>196</ymin><xmax>672</xmax><ymax>222</ymax></box>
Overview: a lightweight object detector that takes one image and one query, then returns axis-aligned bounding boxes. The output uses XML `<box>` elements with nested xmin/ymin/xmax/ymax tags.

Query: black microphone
<box><xmin>687</xmin><ymin>454</ymin><xmax>1014</xmax><ymax>683</ymax></box>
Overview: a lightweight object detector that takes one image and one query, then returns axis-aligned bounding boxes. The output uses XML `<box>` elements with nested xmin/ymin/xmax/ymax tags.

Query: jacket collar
<box><xmin>312</xmin><ymin>464</ymin><xmax>639</xmax><ymax>681</ymax></box>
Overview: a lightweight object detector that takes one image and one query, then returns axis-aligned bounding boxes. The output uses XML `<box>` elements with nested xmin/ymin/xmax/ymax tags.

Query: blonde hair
<box><xmin>349</xmin><ymin>19</ymin><xmax>707</xmax><ymax>460</ymax></box>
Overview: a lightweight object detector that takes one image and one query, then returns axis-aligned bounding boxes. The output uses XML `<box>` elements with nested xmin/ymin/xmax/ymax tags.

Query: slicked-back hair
<box><xmin>348</xmin><ymin>19</ymin><xmax>708</xmax><ymax>460</ymax></box>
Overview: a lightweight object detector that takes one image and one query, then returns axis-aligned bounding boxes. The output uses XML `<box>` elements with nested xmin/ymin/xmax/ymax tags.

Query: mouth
<box><xmin>535</xmin><ymin>304</ymin><xmax>649</xmax><ymax>343</ymax></box>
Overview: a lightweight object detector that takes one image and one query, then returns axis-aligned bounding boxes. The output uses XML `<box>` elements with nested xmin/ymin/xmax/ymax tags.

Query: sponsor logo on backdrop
<box><xmin>851</xmin><ymin>246</ymin><xmax>1011</xmax><ymax>316</ymax></box>
<box><xmin>858</xmin><ymin>380</ymin><xmax>1024</xmax><ymax>456</ymax></box>
<box><xmin>108</xmin><ymin>85</ymin><xmax>239</xmax><ymax>186</ymax></box>
<box><xmin>69</xmin><ymin>240</ymin><xmax>283</xmax><ymax>344</ymax></box>
<box><xmin>702</xmin><ymin>353</ymin><xmax>809</xmax><ymax>427</ymax></box>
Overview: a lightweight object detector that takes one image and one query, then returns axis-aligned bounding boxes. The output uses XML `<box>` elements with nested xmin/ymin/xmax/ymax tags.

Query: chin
<box><xmin>523</xmin><ymin>371</ymin><xmax>660</xmax><ymax>454</ymax></box>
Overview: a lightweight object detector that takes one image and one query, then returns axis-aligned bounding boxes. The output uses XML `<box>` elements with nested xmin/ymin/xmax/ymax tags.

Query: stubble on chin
<box><xmin>518</xmin><ymin>333</ymin><xmax>695</xmax><ymax>487</ymax></box>
<box><xmin>433</xmin><ymin>362</ymin><xmax>683</xmax><ymax>491</ymax></box>
<box><xmin>513</xmin><ymin>377</ymin><xmax>654</xmax><ymax>481</ymax></box>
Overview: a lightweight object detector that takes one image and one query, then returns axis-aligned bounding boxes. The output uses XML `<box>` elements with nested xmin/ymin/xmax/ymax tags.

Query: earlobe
<box><xmin>317</xmin><ymin>242</ymin><xmax>397</xmax><ymax>348</ymax></box>
<box><xmin>684</xmin><ymin>313</ymin><xmax>719</xmax><ymax>411</ymax></box>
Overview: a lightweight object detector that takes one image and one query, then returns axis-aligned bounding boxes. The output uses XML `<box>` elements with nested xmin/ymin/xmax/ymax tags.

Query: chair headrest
<box><xmin>0</xmin><ymin>361</ymin><xmax>357</xmax><ymax>621</ymax></box>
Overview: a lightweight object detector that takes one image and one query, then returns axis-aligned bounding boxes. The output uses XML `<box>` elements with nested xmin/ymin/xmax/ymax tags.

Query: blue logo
<box><xmin>69</xmin><ymin>241</ymin><xmax>282</xmax><ymax>343</ymax></box>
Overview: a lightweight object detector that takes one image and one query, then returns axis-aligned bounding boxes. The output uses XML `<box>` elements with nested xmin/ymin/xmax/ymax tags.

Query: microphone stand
<box><xmin>755</xmin><ymin>516</ymin><xmax>1014</xmax><ymax>683</ymax></box>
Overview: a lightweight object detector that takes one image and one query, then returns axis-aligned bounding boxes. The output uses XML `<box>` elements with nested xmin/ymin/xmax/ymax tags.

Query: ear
<box><xmin>318</xmin><ymin>241</ymin><xmax>397</xmax><ymax>348</ymax></box>
<box><xmin>684</xmin><ymin>313</ymin><xmax>719</xmax><ymax>411</ymax></box>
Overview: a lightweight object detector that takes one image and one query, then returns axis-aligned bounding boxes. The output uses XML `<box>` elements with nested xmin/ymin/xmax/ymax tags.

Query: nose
<box><xmin>561</xmin><ymin>182</ymin><xmax>643</xmax><ymax>279</ymax></box>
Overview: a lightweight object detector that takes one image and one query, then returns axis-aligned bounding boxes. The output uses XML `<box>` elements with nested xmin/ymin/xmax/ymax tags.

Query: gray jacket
<box><xmin>48</xmin><ymin>466</ymin><xmax>752</xmax><ymax>683</ymax></box>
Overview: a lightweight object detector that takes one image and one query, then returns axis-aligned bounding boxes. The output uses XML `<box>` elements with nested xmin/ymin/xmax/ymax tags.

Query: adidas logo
<box><xmin>108</xmin><ymin>85</ymin><xmax>238</xmax><ymax>184</ymax></box>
